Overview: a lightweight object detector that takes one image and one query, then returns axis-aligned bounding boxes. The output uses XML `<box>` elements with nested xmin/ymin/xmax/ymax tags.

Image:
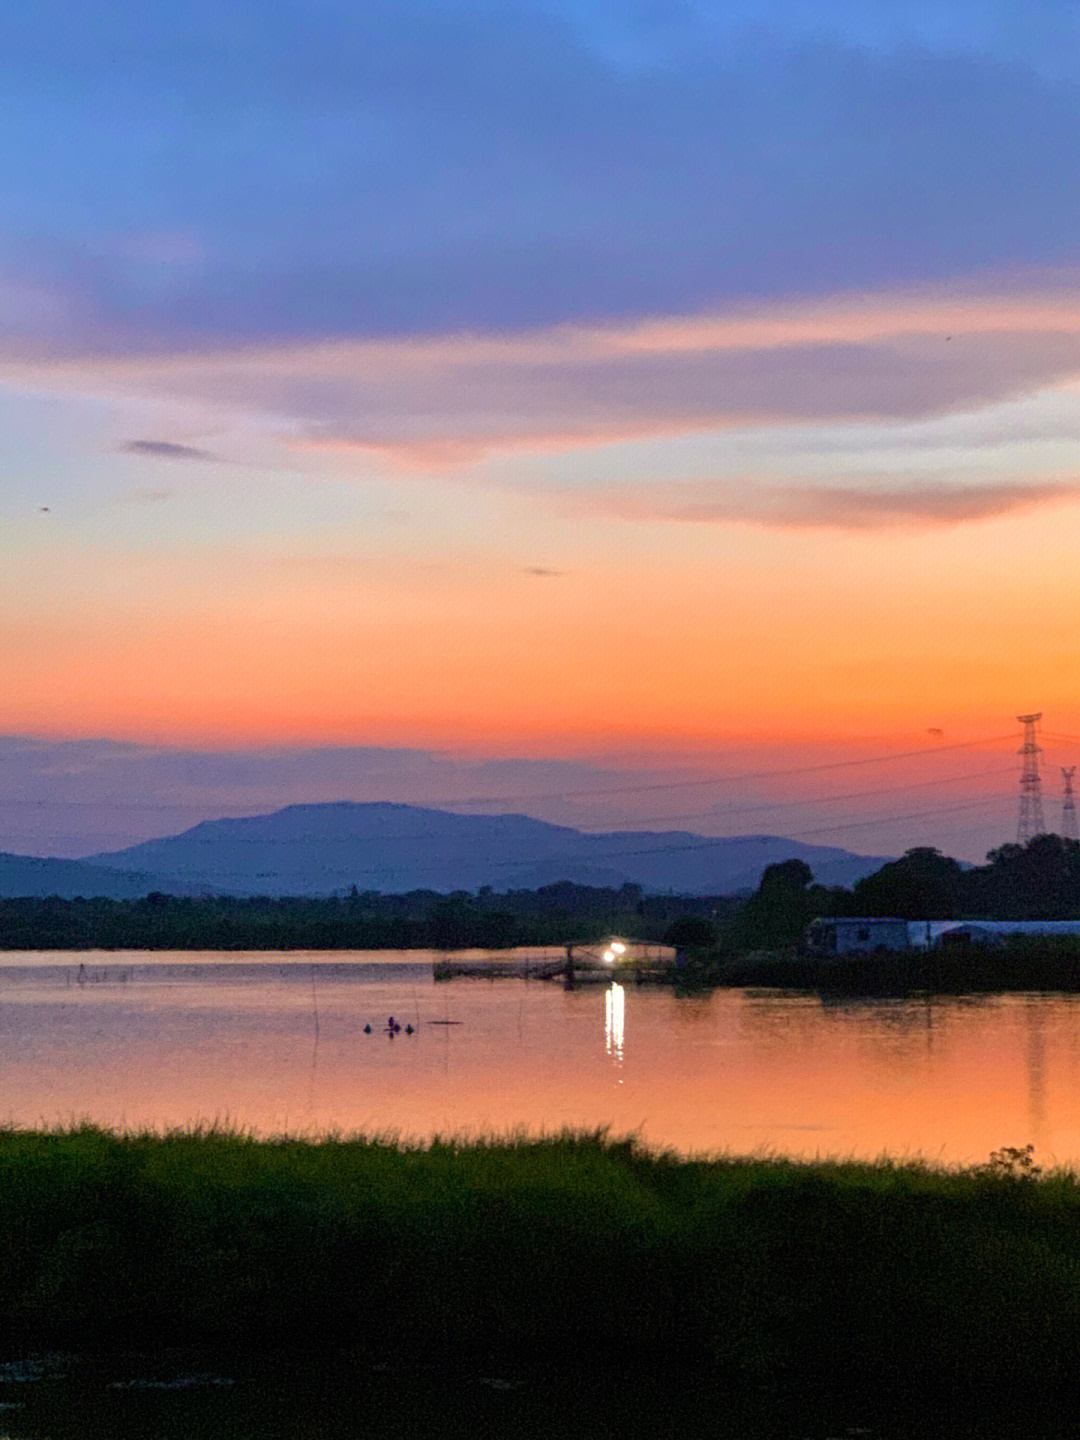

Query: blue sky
<box><xmin>4</xmin><ymin>1</ymin><xmax>1080</xmax><ymax>349</ymax></box>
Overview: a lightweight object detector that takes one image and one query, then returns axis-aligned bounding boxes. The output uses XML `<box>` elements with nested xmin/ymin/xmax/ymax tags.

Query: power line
<box><xmin>599</xmin><ymin>766</ymin><xmax>1016</xmax><ymax>831</ymax></box>
<box><xmin>0</xmin><ymin>733</ymin><xmax>1021</xmax><ymax>818</ymax></box>
<box><xmin>338</xmin><ymin>793</ymin><xmax>1012</xmax><ymax>881</ymax></box>
<box><xmin>424</xmin><ymin>733</ymin><xmax>1021</xmax><ymax>805</ymax></box>
<box><xmin>783</xmin><ymin>793</ymin><xmax>1008</xmax><ymax>842</ymax></box>
<box><xmin>0</xmin><ymin>790</ymin><xmax>1015</xmax><ymax>887</ymax></box>
<box><xmin>0</xmin><ymin>765</ymin><xmax>1019</xmax><ymax>853</ymax></box>
<box><xmin>191</xmin><ymin>793</ymin><xmax>1012</xmax><ymax>881</ymax></box>
<box><xmin>574</xmin><ymin>794</ymin><xmax>1008</xmax><ymax>858</ymax></box>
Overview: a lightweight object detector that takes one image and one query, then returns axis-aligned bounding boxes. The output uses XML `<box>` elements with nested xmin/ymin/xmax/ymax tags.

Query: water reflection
<box><xmin>1026</xmin><ymin>998</ymin><xmax>1046</xmax><ymax>1146</ymax></box>
<box><xmin>5</xmin><ymin>952</ymin><xmax>1080</xmax><ymax>1166</ymax></box>
<box><xmin>604</xmin><ymin>982</ymin><xmax>625</xmax><ymax>1073</ymax></box>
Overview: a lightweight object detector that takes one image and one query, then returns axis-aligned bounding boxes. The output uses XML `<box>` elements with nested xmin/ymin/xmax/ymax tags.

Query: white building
<box><xmin>908</xmin><ymin>919</ymin><xmax>1080</xmax><ymax>949</ymax></box>
<box><xmin>805</xmin><ymin>917</ymin><xmax>911</xmax><ymax>955</ymax></box>
<box><xmin>807</xmin><ymin>917</ymin><xmax>1080</xmax><ymax>955</ymax></box>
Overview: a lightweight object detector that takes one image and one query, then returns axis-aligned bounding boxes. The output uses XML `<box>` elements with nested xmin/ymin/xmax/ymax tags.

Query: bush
<box><xmin>663</xmin><ymin>917</ymin><xmax>717</xmax><ymax>949</ymax></box>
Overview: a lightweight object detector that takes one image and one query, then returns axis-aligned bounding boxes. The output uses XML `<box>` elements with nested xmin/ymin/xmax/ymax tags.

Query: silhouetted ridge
<box><xmin>0</xmin><ymin>852</ymin><xmax>192</xmax><ymax>900</ymax></box>
<box><xmin>80</xmin><ymin>803</ymin><xmax>890</xmax><ymax>896</ymax></box>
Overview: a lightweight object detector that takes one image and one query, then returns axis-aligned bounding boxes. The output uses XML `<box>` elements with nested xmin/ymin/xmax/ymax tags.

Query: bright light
<box><xmin>611</xmin><ymin>941</ymin><xmax>627</xmax><ymax>955</ymax></box>
<box><xmin>602</xmin><ymin>950</ymin><xmax>615</xmax><ymax>964</ymax></box>
<box><xmin>605</xmin><ymin>982</ymin><xmax>625</xmax><ymax>1065</ymax></box>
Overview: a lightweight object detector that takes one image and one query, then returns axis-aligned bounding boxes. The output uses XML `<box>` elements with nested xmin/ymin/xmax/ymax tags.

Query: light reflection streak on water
<box><xmin>605</xmin><ymin>982</ymin><xmax>625</xmax><ymax>1073</ymax></box>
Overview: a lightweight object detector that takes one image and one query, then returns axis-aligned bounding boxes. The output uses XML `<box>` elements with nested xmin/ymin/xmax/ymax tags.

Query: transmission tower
<box><xmin>1017</xmin><ymin>713</ymin><xmax>1045</xmax><ymax>844</ymax></box>
<box><xmin>1063</xmin><ymin>768</ymin><xmax>1078</xmax><ymax>842</ymax></box>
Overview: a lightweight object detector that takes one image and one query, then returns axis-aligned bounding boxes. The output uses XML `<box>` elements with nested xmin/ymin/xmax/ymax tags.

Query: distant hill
<box><xmin>83</xmin><ymin>802</ymin><xmax>891</xmax><ymax>897</ymax></box>
<box><xmin>0</xmin><ymin>851</ymin><xmax>184</xmax><ymax>901</ymax></box>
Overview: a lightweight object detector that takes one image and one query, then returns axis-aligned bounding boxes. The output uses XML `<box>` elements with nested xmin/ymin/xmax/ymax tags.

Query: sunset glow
<box><xmin>4</xmin><ymin>2</ymin><xmax>1080</xmax><ymax>863</ymax></box>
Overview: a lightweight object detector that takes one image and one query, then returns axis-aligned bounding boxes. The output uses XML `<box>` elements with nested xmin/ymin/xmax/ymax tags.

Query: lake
<box><xmin>1</xmin><ymin>948</ymin><xmax>1077</xmax><ymax>1168</ymax></box>
<box><xmin>4</xmin><ymin>949</ymin><xmax>1077</xmax><ymax>1440</ymax></box>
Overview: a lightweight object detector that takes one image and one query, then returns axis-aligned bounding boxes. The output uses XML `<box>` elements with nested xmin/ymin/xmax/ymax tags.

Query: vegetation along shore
<box><xmin>3</xmin><ymin>1126</ymin><xmax>1080</xmax><ymax>1412</ymax></box>
<box><xmin>12</xmin><ymin>835</ymin><xmax>1080</xmax><ymax>996</ymax></box>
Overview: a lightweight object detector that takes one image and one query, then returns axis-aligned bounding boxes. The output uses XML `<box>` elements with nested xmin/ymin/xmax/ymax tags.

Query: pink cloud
<box><xmin>577</xmin><ymin>477</ymin><xmax>1080</xmax><ymax>531</ymax></box>
<box><xmin>4</xmin><ymin>272</ymin><xmax>1080</xmax><ymax>471</ymax></box>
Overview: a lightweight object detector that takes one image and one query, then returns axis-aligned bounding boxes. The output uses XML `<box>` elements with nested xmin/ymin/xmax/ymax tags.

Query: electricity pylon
<box><xmin>1017</xmin><ymin>713</ymin><xmax>1045</xmax><ymax>844</ymax></box>
<box><xmin>1063</xmin><ymin>767</ymin><xmax>1078</xmax><ymax>842</ymax></box>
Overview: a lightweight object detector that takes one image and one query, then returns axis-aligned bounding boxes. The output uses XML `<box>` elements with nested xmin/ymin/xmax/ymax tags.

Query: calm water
<box><xmin>2</xmin><ymin>948</ymin><xmax>1078</xmax><ymax>1167</ymax></box>
<box><xmin>4</xmin><ymin>951</ymin><xmax>1079</xmax><ymax>1440</ymax></box>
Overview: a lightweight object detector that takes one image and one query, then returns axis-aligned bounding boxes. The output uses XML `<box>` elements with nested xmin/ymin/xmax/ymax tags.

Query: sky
<box><xmin>3</xmin><ymin>0</ymin><xmax>1080</xmax><ymax>863</ymax></box>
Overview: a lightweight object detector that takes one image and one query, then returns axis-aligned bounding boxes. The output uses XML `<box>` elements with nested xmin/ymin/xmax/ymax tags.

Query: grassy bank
<box><xmin>3</xmin><ymin>1128</ymin><xmax>1080</xmax><ymax>1403</ymax></box>
<box><xmin>678</xmin><ymin>935</ymin><xmax>1080</xmax><ymax>994</ymax></box>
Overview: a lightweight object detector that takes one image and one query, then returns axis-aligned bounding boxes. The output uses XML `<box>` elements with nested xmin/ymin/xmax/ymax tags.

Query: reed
<box><xmin>3</xmin><ymin>1125</ymin><xmax>1080</xmax><ymax>1403</ymax></box>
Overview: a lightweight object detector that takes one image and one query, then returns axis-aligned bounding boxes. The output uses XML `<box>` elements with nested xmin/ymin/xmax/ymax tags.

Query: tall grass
<box><xmin>3</xmin><ymin>1126</ymin><xmax>1080</xmax><ymax>1400</ymax></box>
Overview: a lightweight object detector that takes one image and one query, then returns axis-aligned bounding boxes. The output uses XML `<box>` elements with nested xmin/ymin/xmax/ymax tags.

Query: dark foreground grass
<box><xmin>3</xmin><ymin>1127</ymin><xmax>1080</xmax><ymax>1404</ymax></box>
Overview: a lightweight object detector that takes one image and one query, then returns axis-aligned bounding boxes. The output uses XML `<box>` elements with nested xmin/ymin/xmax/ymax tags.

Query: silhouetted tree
<box><xmin>852</xmin><ymin>847</ymin><xmax>964</xmax><ymax>919</ymax></box>
<box><xmin>663</xmin><ymin>916</ymin><xmax>717</xmax><ymax>949</ymax></box>
<box><xmin>736</xmin><ymin>859</ymin><xmax>815</xmax><ymax>947</ymax></box>
<box><xmin>968</xmin><ymin>834</ymin><xmax>1080</xmax><ymax>919</ymax></box>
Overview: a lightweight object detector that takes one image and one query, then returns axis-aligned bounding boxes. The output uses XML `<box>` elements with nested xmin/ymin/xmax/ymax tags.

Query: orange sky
<box><xmin>5</xmin><ymin>484</ymin><xmax>1080</xmax><ymax>750</ymax></box>
<box><xmin>5</xmin><ymin>278</ymin><xmax>1080</xmax><ymax>857</ymax></box>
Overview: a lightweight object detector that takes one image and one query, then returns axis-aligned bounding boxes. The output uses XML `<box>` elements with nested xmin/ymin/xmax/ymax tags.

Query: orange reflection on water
<box><xmin>2</xmin><ymin>955</ymin><xmax>1078</xmax><ymax>1168</ymax></box>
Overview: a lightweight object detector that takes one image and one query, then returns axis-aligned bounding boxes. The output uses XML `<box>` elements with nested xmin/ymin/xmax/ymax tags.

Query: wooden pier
<box><xmin>433</xmin><ymin>940</ymin><xmax>676</xmax><ymax>986</ymax></box>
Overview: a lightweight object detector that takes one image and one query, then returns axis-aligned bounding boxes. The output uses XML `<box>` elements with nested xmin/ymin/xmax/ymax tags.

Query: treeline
<box><xmin>733</xmin><ymin>834</ymin><xmax>1080</xmax><ymax>948</ymax></box>
<box><xmin>7</xmin><ymin>836</ymin><xmax>1078</xmax><ymax>954</ymax></box>
<box><xmin>0</xmin><ymin>882</ymin><xmax>739</xmax><ymax>951</ymax></box>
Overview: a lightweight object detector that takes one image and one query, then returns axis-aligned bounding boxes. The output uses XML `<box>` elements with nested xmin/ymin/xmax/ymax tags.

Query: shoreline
<box><xmin>9</xmin><ymin>938</ymin><xmax>1080</xmax><ymax>997</ymax></box>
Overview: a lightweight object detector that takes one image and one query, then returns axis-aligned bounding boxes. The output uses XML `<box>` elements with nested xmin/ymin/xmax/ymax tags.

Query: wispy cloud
<box><xmin>119</xmin><ymin>439</ymin><xmax>217</xmax><ymax>463</ymax></box>
<box><xmin>3</xmin><ymin>278</ymin><xmax>1079</xmax><ymax>471</ymax></box>
<box><xmin>581</xmin><ymin>478</ymin><xmax>1080</xmax><ymax>531</ymax></box>
<box><xmin>115</xmin><ymin>487</ymin><xmax>176</xmax><ymax>507</ymax></box>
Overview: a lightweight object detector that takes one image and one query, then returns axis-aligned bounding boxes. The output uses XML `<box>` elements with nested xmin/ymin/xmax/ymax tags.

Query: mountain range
<box><xmin>0</xmin><ymin>851</ymin><xmax>193</xmax><ymax>901</ymax></box>
<box><xmin>0</xmin><ymin>803</ymin><xmax>892</xmax><ymax>898</ymax></box>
